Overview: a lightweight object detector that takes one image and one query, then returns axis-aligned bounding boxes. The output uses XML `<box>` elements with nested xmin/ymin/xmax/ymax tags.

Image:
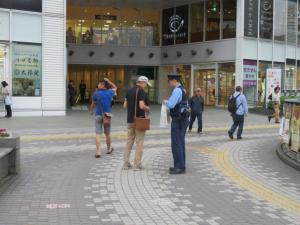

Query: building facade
<box><xmin>1</xmin><ymin>0</ymin><xmax>300</xmax><ymax>116</ymax></box>
<box><xmin>0</xmin><ymin>0</ymin><xmax>66</xmax><ymax>116</ymax></box>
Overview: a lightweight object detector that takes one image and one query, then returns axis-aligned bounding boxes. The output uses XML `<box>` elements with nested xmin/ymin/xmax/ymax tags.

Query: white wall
<box><xmin>42</xmin><ymin>0</ymin><xmax>66</xmax><ymax>116</ymax></box>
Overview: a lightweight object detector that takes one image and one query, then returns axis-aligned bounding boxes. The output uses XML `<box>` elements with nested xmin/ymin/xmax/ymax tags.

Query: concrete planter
<box><xmin>0</xmin><ymin>135</ymin><xmax>20</xmax><ymax>181</ymax></box>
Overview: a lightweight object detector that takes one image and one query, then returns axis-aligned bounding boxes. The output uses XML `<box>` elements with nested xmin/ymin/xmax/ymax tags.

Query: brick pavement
<box><xmin>1</xmin><ymin>109</ymin><xmax>300</xmax><ymax>225</ymax></box>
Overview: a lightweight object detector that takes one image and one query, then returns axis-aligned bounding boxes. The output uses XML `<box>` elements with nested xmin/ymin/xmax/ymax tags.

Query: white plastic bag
<box><xmin>4</xmin><ymin>96</ymin><xmax>12</xmax><ymax>106</ymax></box>
<box><xmin>160</xmin><ymin>104</ymin><xmax>170</xmax><ymax>128</ymax></box>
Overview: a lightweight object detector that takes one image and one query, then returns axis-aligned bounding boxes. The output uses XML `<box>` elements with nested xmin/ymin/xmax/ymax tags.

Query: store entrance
<box><xmin>194</xmin><ymin>69</ymin><xmax>216</xmax><ymax>106</ymax></box>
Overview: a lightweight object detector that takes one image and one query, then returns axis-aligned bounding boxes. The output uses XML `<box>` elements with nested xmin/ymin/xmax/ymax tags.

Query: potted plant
<box><xmin>0</xmin><ymin>128</ymin><xmax>10</xmax><ymax>138</ymax></box>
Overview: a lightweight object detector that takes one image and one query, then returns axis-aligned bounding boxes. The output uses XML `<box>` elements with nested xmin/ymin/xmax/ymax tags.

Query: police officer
<box><xmin>164</xmin><ymin>74</ymin><xmax>189</xmax><ymax>174</ymax></box>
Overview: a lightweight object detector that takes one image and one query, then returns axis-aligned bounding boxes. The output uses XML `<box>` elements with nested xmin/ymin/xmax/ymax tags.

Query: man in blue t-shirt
<box><xmin>90</xmin><ymin>78</ymin><xmax>117</xmax><ymax>158</ymax></box>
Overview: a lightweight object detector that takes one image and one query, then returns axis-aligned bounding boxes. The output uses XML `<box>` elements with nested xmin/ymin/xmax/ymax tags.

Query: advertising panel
<box><xmin>244</xmin><ymin>0</ymin><xmax>259</xmax><ymax>37</ymax></box>
<box><xmin>291</xmin><ymin>105</ymin><xmax>300</xmax><ymax>152</ymax></box>
<box><xmin>266</xmin><ymin>68</ymin><xmax>281</xmax><ymax>99</ymax></box>
<box><xmin>243</xmin><ymin>60</ymin><xmax>257</xmax><ymax>106</ymax></box>
<box><xmin>162</xmin><ymin>5</ymin><xmax>189</xmax><ymax>45</ymax></box>
<box><xmin>12</xmin><ymin>44</ymin><xmax>42</xmax><ymax>96</ymax></box>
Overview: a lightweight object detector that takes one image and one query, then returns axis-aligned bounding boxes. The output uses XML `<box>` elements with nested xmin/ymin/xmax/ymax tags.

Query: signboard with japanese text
<box><xmin>243</xmin><ymin>60</ymin><xmax>257</xmax><ymax>106</ymax></box>
<box><xmin>291</xmin><ymin>105</ymin><xmax>300</xmax><ymax>152</ymax></box>
<box><xmin>244</xmin><ymin>0</ymin><xmax>259</xmax><ymax>37</ymax></box>
<box><xmin>266</xmin><ymin>68</ymin><xmax>281</xmax><ymax>99</ymax></box>
<box><xmin>12</xmin><ymin>44</ymin><xmax>42</xmax><ymax>96</ymax></box>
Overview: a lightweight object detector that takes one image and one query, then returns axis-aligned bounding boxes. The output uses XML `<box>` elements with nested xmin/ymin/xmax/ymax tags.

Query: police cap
<box><xmin>168</xmin><ymin>74</ymin><xmax>181</xmax><ymax>81</ymax></box>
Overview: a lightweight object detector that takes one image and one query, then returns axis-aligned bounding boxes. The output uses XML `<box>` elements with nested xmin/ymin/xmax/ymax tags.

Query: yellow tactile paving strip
<box><xmin>191</xmin><ymin>146</ymin><xmax>300</xmax><ymax>215</ymax></box>
<box><xmin>21</xmin><ymin>124</ymin><xmax>279</xmax><ymax>142</ymax></box>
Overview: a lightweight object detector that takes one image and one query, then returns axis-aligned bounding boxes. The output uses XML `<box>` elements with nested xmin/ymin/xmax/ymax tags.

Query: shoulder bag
<box><xmin>97</xmin><ymin>92</ymin><xmax>111</xmax><ymax>125</ymax></box>
<box><xmin>134</xmin><ymin>88</ymin><xmax>150</xmax><ymax>130</ymax></box>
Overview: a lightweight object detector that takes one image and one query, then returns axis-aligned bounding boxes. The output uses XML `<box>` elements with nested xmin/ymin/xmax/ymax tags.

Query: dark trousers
<box><xmin>229</xmin><ymin>114</ymin><xmax>244</xmax><ymax>138</ymax></box>
<box><xmin>69</xmin><ymin>95</ymin><xmax>74</xmax><ymax>106</ymax></box>
<box><xmin>189</xmin><ymin>113</ymin><xmax>202</xmax><ymax>131</ymax></box>
<box><xmin>171</xmin><ymin>118</ymin><xmax>189</xmax><ymax>170</ymax></box>
<box><xmin>5</xmin><ymin>105</ymin><xmax>12</xmax><ymax>117</ymax></box>
<box><xmin>80</xmin><ymin>92</ymin><xmax>85</xmax><ymax>103</ymax></box>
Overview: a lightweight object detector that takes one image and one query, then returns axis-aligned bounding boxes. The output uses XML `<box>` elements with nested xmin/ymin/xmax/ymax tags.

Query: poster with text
<box><xmin>243</xmin><ymin>60</ymin><xmax>257</xmax><ymax>106</ymax></box>
<box><xmin>259</xmin><ymin>0</ymin><xmax>273</xmax><ymax>39</ymax></box>
<box><xmin>291</xmin><ymin>105</ymin><xmax>300</xmax><ymax>152</ymax></box>
<box><xmin>12</xmin><ymin>44</ymin><xmax>42</xmax><ymax>96</ymax></box>
<box><xmin>266</xmin><ymin>68</ymin><xmax>281</xmax><ymax>99</ymax></box>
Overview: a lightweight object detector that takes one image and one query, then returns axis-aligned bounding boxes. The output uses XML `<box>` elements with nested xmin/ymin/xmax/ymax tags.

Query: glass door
<box><xmin>194</xmin><ymin>68</ymin><xmax>216</xmax><ymax>106</ymax></box>
<box><xmin>218</xmin><ymin>63</ymin><xmax>235</xmax><ymax>106</ymax></box>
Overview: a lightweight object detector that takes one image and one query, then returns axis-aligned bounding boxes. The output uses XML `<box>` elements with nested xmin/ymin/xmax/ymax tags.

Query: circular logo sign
<box><xmin>169</xmin><ymin>15</ymin><xmax>184</xmax><ymax>33</ymax></box>
<box><xmin>262</xmin><ymin>0</ymin><xmax>272</xmax><ymax>11</ymax></box>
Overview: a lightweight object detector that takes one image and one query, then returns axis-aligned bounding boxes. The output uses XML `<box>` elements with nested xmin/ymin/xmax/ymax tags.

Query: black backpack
<box><xmin>228</xmin><ymin>94</ymin><xmax>241</xmax><ymax>114</ymax></box>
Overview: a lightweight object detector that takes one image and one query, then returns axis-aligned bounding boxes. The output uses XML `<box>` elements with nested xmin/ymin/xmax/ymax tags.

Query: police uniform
<box><xmin>165</xmin><ymin>74</ymin><xmax>189</xmax><ymax>174</ymax></box>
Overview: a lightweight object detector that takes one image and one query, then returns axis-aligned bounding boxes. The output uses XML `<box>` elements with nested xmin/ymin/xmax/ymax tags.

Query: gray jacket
<box><xmin>189</xmin><ymin>96</ymin><xmax>204</xmax><ymax>114</ymax></box>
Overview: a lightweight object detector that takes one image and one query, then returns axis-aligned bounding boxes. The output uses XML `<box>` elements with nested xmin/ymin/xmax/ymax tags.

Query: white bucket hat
<box><xmin>137</xmin><ymin>76</ymin><xmax>152</xmax><ymax>87</ymax></box>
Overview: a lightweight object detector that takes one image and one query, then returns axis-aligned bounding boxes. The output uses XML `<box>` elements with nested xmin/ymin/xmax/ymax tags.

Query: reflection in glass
<box><xmin>274</xmin><ymin>0</ymin><xmax>286</xmax><ymax>41</ymax></box>
<box><xmin>286</xmin><ymin>59</ymin><xmax>296</xmax><ymax>90</ymax></box>
<box><xmin>222</xmin><ymin>0</ymin><xmax>236</xmax><ymax>39</ymax></box>
<box><xmin>206</xmin><ymin>0</ymin><xmax>220</xmax><ymax>41</ymax></box>
<box><xmin>273</xmin><ymin>62</ymin><xmax>285</xmax><ymax>90</ymax></box>
<box><xmin>287</xmin><ymin>0</ymin><xmax>297</xmax><ymax>44</ymax></box>
<box><xmin>258</xmin><ymin>61</ymin><xmax>272</xmax><ymax>107</ymax></box>
<box><xmin>218</xmin><ymin>63</ymin><xmax>235</xmax><ymax>106</ymax></box>
<box><xmin>191</xmin><ymin>2</ymin><xmax>204</xmax><ymax>42</ymax></box>
<box><xmin>176</xmin><ymin>65</ymin><xmax>191</xmax><ymax>95</ymax></box>
<box><xmin>67</xmin><ymin>5</ymin><xmax>160</xmax><ymax>47</ymax></box>
<box><xmin>297</xmin><ymin>61</ymin><xmax>300</xmax><ymax>89</ymax></box>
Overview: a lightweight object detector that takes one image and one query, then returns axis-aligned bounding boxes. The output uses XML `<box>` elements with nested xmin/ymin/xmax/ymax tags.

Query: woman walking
<box><xmin>1</xmin><ymin>81</ymin><xmax>12</xmax><ymax>118</ymax></box>
<box><xmin>268</xmin><ymin>86</ymin><xmax>281</xmax><ymax>124</ymax></box>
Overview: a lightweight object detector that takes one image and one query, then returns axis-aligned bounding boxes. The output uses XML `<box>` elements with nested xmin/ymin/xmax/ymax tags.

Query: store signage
<box><xmin>244</xmin><ymin>0</ymin><xmax>258</xmax><ymax>37</ymax></box>
<box><xmin>291</xmin><ymin>105</ymin><xmax>300</xmax><ymax>152</ymax></box>
<box><xmin>259</xmin><ymin>0</ymin><xmax>273</xmax><ymax>39</ymax></box>
<box><xmin>162</xmin><ymin>5</ymin><xmax>188</xmax><ymax>45</ymax></box>
<box><xmin>95</xmin><ymin>15</ymin><xmax>117</xmax><ymax>20</ymax></box>
<box><xmin>12</xmin><ymin>44</ymin><xmax>42</xmax><ymax>96</ymax></box>
<box><xmin>266</xmin><ymin>68</ymin><xmax>281</xmax><ymax>97</ymax></box>
<box><xmin>243</xmin><ymin>60</ymin><xmax>257</xmax><ymax>88</ymax></box>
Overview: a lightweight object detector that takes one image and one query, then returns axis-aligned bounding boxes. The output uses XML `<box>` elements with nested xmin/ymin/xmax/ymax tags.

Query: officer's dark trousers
<box><xmin>171</xmin><ymin>118</ymin><xmax>189</xmax><ymax>170</ymax></box>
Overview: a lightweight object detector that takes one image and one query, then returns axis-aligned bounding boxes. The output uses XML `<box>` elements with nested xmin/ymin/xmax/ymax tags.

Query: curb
<box><xmin>276</xmin><ymin>143</ymin><xmax>300</xmax><ymax>171</ymax></box>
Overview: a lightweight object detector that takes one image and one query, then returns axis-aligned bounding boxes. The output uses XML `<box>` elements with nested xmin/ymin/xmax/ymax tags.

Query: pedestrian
<box><xmin>188</xmin><ymin>88</ymin><xmax>204</xmax><ymax>134</ymax></box>
<box><xmin>68</xmin><ymin>80</ymin><xmax>76</xmax><ymax>107</ymax></box>
<box><xmin>123</xmin><ymin>76</ymin><xmax>151</xmax><ymax>171</ymax></box>
<box><xmin>165</xmin><ymin>74</ymin><xmax>190</xmax><ymax>175</ymax></box>
<box><xmin>90</xmin><ymin>78</ymin><xmax>117</xmax><ymax>158</ymax></box>
<box><xmin>1</xmin><ymin>81</ymin><xmax>12</xmax><ymax>118</ymax></box>
<box><xmin>268</xmin><ymin>86</ymin><xmax>281</xmax><ymax>124</ymax></box>
<box><xmin>228</xmin><ymin>86</ymin><xmax>248</xmax><ymax>140</ymax></box>
<box><xmin>79</xmin><ymin>80</ymin><xmax>86</xmax><ymax>104</ymax></box>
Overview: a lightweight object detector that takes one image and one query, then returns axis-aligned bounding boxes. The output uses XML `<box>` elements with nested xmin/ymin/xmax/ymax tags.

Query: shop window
<box><xmin>0</xmin><ymin>0</ymin><xmax>41</xmax><ymax>12</ymax></box>
<box><xmin>12</xmin><ymin>44</ymin><xmax>42</xmax><ymax>97</ymax></box>
<box><xmin>218</xmin><ymin>62</ymin><xmax>235</xmax><ymax>106</ymax></box>
<box><xmin>298</xmin><ymin>0</ymin><xmax>300</xmax><ymax>45</ymax></box>
<box><xmin>274</xmin><ymin>0</ymin><xmax>286</xmax><ymax>41</ymax></box>
<box><xmin>162</xmin><ymin>8</ymin><xmax>175</xmax><ymax>45</ymax></box>
<box><xmin>286</xmin><ymin>59</ymin><xmax>296</xmax><ymax>90</ymax></box>
<box><xmin>191</xmin><ymin>2</ymin><xmax>204</xmax><ymax>42</ymax></box>
<box><xmin>206</xmin><ymin>0</ymin><xmax>220</xmax><ymax>41</ymax></box>
<box><xmin>176</xmin><ymin>65</ymin><xmax>191</xmax><ymax>95</ymax></box>
<box><xmin>67</xmin><ymin>5</ymin><xmax>160</xmax><ymax>47</ymax></box>
<box><xmin>259</xmin><ymin>0</ymin><xmax>273</xmax><ymax>40</ymax></box>
<box><xmin>244</xmin><ymin>0</ymin><xmax>259</xmax><ymax>38</ymax></box>
<box><xmin>222</xmin><ymin>0</ymin><xmax>236</xmax><ymax>39</ymax></box>
<box><xmin>175</xmin><ymin>5</ymin><xmax>189</xmax><ymax>44</ymax></box>
<box><xmin>258</xmin><ymin>61</ymin><xmax>272</xmax><ymax>107</ymax></box>
<box><xmin>243</xmin><ymin>60</ymin><xmax>257</xmax><ymax>107</ymax></box>
<box><xmin>287</xmin><ymin>0</ymin><xmax>297</xmax><ymax>44</ymax></box>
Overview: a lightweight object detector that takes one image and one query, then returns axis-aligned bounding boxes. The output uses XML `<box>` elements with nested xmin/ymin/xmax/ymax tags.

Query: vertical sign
<box><xmin>243</xmin><ymin>60</ymin><xmax>257</xmax><ymax>106</ymax></box>
<box><xmin>266</xmin><ymin>68</ymin><xmax>281</xmax><ymax>99</ymax></box>
<box><xmin>175</xmin><ymin>5</ymin><xmax>189</xmax><ymax>44</ymax></box>
<box><xmin>162</xmin><ymin>8</ymin><xmax>175</xmax><ymax>46</ymax></box>
<box><xmin>244</xmin><ymin>0</ymin><xmax>258</xmax><ymax>37</ymax></box>
<box><xmin>291</xmin><ymin>105</ymin><xmax>300</xmax><ymax>152</ymax></box>
<box><xmin>259</xmin><ymin>0</ymin><xmax>273</xmax><ymax>39</ymax></box>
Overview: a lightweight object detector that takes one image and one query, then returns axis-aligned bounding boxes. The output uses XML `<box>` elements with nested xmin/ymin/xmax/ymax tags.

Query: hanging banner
<box><xmin>259</xmin><ymin>0</ymin><xmax>273</xmax><ymax>39</ymax></box>
<box><xmin>244</xmin><ymin>0</ymin><xmax>259</xmax><ymax>37</ymax></box>
<box><xmin>266</xmin><ymin>68</ymin><xmax>281</xmax><ymax>98</ymax></box>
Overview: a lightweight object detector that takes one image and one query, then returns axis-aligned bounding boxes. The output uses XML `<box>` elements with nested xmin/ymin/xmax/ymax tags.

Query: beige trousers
<box><xmin>123</xmin><ymin>123</ymin><xmax>146</xmax><ymax>167</ymax></box>
<box><xmin>272</xmin><ymin>101</ymin><xmax>280</xmax><ymax>122</ymax></box>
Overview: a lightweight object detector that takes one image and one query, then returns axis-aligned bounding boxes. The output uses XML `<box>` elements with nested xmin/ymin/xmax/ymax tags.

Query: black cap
<box><xmin>168</xmin><ymin>74</ymin><xmax>181</xmax><ymax>81</ymax></box>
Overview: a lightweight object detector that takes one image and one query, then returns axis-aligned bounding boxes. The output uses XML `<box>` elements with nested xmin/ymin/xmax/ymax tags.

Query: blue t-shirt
<box><xmin>92</xmin><ymin>89</ymin><xmax>115</xmax><ymax>116</ymax></box>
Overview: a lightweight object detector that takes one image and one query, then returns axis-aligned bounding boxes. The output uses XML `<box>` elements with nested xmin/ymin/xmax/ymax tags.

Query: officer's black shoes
<box><xmin>228</xmin><ymin>131</ymin><xmax>233</xmax><ymax>140</ymax></box>
<box><xmin>169</xmin><ymin>168</ymin><xmax>186</xmax><ymax>174</ymax></box>
<box><xmin>169</xmin><ymin>167</ymin><xmax>175</xmax><ymax>172</ymax></box>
